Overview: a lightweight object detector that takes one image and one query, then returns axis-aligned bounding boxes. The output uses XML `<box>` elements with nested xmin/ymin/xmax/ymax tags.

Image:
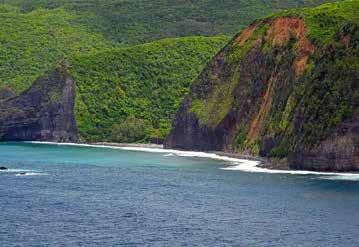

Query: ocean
<box><xmin>1</xmin><ymin>142</ymin><xmax>358</xmax><ymax>246</ymax></box>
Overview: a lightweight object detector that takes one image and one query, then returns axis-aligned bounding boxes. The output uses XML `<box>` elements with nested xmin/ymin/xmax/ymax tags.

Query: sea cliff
<box><xmin>0</xmin><ymin>64</ymin><xmax>77</xmax><ymax>142</ymax></box>
<box><xmin>165</xmin><ymin>1</ymin><xmax>359</xmax><ymax>171</ymax></box>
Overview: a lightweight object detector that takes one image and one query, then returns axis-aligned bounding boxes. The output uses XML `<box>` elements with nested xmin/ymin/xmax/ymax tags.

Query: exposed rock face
<box><xmin>0</xmin><ymin>87</ymin><xmax>15</xmax><ymax>100</ymax></box>
<box><xmin>290</xmin><ymin>113</ymin><xmax>359</xmax><ymax>171</ymax></box>
<box><xmin>165</xmin><ymin>8</ymin><xmax>359</xmax><ymax>172</ymax></box>
<box><xmin>166</xmin><ymin>17</ymin><xmax>315</xmax><ymax>152</ymax></box>
<box><xmin>0</xmin><ymin>66</ymin><xmax>78</xmax><ymax>142</ymax></box>
<box><xmin>165</xmin><ymin>98</ymin><xmax>228</xmax><ymax>151</ymax></box>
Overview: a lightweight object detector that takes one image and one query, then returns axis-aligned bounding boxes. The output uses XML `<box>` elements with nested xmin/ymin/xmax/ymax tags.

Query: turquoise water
<box><xmin>1</xmin><ymin>142</ymin><xmax>359</xmax><ymax>246</ymax></box>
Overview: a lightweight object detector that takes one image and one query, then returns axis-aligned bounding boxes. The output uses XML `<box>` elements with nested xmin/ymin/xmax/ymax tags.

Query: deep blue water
<box><xmin>1</xmin><ymin>142</ymin><xmax>359</xmax><ymax>246</ymax></box>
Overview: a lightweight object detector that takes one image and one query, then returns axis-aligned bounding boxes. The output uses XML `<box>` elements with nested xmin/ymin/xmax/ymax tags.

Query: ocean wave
<box><xmin>0</xmin><ymin>168</ymin><xmax>33</xmax><ymax>173</ymax></box>
<box><xmin>0</xmin><ymin>167</ymin><xmax>48</xmax><ymax>177</ymax></box>
<box><xmin>319</xmin><ymin>175</ymin><xmax>359</xmax><ymax>181</ymax></box>
<box><xmin>28</xmin><ymin>141</ymin><xmax>256</xmax><ymax>163</ymax></box>
<box><xmin>221</xmin><ymin>161</ymin><xmax>359</xmax><ymax>180</ymax></box>
<box><xmin>15</xmin><ymin>172</ymin><xmax>48</xmax><ymax>177</ymax></box>
<box><xmin>28</xmin><ymin>141</ymin><xmax>358</xmax><ymax>181</ymax></box>
<box><xmin>163</xmin><ymin>153</ymin><xmax>175</xmax><ymax>157</ymax></box>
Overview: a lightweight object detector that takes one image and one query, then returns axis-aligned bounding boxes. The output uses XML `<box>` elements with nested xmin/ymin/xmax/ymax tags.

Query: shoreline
<box><xmin>91</xmin><ymin>142</ymin><xmax>163</xmax><ymax>149</ymax></box>
<box><xmin>212</xmin><ymin>151</ymin><xmax>289</xmax><ymax>170</ymax></box>
<box><xmin>18</xmin><ymin>141</ymin><xmax>359</xmax><ymax>177</ymax></box>
<box><xmin>92</xmin><ymin>142</ymin><xmax>288</xmax><ymax>170</ymax></box>
<box><xmin>92</xmin><ymin>142</ymin><xmax>267</xmax><ymax>162</ymax></box>
<box><xmin>90</xmin><ymin>142</ymin><xmax>358</xmax><ymax>175</ymax></box>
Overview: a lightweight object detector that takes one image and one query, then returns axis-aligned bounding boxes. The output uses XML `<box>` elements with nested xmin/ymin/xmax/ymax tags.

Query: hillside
<box><xmin>0</xmin><ymin>64</ymin><xmax>77</xmax><ymax>142</ymax></box>
<box><xmin>70</xmin><ymin>36</ymin><xmax>227</xmax><ymax>142</ymax></box>
<box><xmin>0</xmin><ymin>0</ymin><xmax>336</xmax><ymax>44</ymax></box>
<box><xmin>1</xmin><ymin>0</ymin><xmax>356</xmax><ymax>151</ymax></box>
<box><xmin>165</xmin><ymin>0</ymin><xmax>359</xmax><ymax>171</ymax></box>
<box><xmin>0</xmin><ymin>4</ymin><xmax>228</xmax><ymax>142</ymax></box>
<box><xmin>0</xmin><ymin>33</ymin><xmax>227</xmax><ymax>142</ymax></box>
<box><xmin>0</xmin><ymin>5</ymin><xmax>113</xmax><ymax>93</ymax></box>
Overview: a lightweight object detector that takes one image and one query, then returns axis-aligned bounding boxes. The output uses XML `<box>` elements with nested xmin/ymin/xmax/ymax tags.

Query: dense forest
<box><xmin>0</xmin><ymin>0</ymin><xmax>343</xmax><ymax>142</ymax></box>
<box><xmin>71</xmin><ymin>36</ymin><xmax>227</xmax><ymax>141</ymax></box>
<box><xmin>0</xmin><ymin>0</ymin><xmax>336</xmax><ymax>44</ymax></box>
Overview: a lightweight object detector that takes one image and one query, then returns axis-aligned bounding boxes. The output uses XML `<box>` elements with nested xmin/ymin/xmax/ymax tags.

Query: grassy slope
<box><xmin>270</xmin><ymin>0</ymin><xmax>359</xmax><ymax>43</ymax></box>
<box><xmin>71</xmin><ymin>36</ymin><xmax>228</xmax><ymax>141</ymax></box>
<box><xmin>0</xmin><ymin>5</ymin><xmax>112</xmax><ymax>93</ymax></box>
<box><xmin>0</xmin><ymin>0</ymin><xmax>337</xmax><ymax>44</ymax></box>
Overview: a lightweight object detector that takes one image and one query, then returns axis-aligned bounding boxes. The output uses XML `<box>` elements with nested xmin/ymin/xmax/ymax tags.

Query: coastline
<box><xmin>92</xmin><ymin>142</ymin><xmax>163</xmax><ymax>149</ymax></box>
<box><xmin>92</xmin><ymin>142</ymin><xmax>288</xmax><ymax>170</ymax></box>
<box><xmin>92</xmin><ymin>142</ymin><xmax>267</xmax><ymax>162</ymax></box>
<box><xmin>88</xmin><ymin>142</ymin><xmax>358</xmax><ymax>177</ymax></box>
<box><xmin>24</xmin><ymin>141</ymin><xmax>359</xmax><ymax>178</ymax></box>
<box><xmin>213</xmin><ymin>151</ymin><xmax>290</xmax><ymax>170</ymax></box>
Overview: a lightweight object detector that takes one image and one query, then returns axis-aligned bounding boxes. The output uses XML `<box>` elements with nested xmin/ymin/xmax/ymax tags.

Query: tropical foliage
<box><xmin>0</xmin><ymin>5</ymin><xmax>111</xmax><ymax>92</ymax></box>
<box><xmin>0</xmin><ymin>0</ymin><xmax>336</xmax><ymax>44</ymax></box>
<box><xmin>0</xmin><ymin>0</ymin><xmax>346</xmax><ymax>143</ymax></box>
<box><xmin>71</xmin><ymin>36</ymin><xmax>227</xmax><ymax>141</ymax></box>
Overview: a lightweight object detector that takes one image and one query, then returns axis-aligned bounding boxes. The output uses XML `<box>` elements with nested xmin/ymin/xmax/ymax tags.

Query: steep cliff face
<box><xmin>165</xmin><ymin>1</ymin><xmax>359</xmax><ymax>171</ymax></box>
<box><xmin>290</xmin><ymin>113</ymin><xmax>358</xmax><ymax>171</ymax></box>
<box><xmin>0</xmin><ymin>65</ymin><xmax>78</xmax><ymax>142</ymax></box>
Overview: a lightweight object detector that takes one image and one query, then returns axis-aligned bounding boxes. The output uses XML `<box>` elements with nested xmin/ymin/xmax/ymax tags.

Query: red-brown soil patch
<box><xmin>247</xmin><ymin>73</ymin><xmax>276</xmax><ymax>143</ymax></box>
<box><xmin>235</xmin><ymin>22</ymin><xmax>259</xmax><ymax>45</ymax></box>
<box><xmin>342</xmin><ymin>35</ymin><xmax>350</xmax><ymax>48</ymax></box>
<box><xmin>267</xmin><ymin>17</ymin><xmax>315</xmax><ymax>78</ymax></box>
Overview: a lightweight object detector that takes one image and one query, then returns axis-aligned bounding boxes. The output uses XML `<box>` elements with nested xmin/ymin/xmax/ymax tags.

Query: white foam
<box><xmin>0</xmin><ymin>168</ymin><xmax>33</xmax><ymax>173</ymax></box>
<box><xmin>163</xmin><ymin>153</ymin><xmax>175</xmax><ymax>157</ymax></box>
<box><xmin>28</xmin><ymin>141</ymin><xmax>253</xmax><ymax>163</ymax></box>
<box><xmin>221</xmin><ymin>160</ymin><xmax>359</xmax><ymax>180</ymax></box>
<box><xmin>0</xmin><ymin>167</ymin><xmax>48</xmax><ymax>176</ymax></box>
<box><xmin>27</xmin><ymin>141</ymin><xmax>359</xmax><ymax>180</ymax></box>
<box><xmin>319</xmin><ymin>175</ymin><xmax>359</xmax><ymax>181</ymax></box>
<box><xmin>15</xmin><ymin>172</ymin><xmax>48</xmax><ymax>177</ymax></box>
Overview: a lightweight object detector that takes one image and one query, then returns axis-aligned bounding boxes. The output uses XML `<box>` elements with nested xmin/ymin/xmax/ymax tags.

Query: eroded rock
<box><xmin>0</xmin><ymin>64</ymin><xmax>78</xmax><ymax>142</ymax></box>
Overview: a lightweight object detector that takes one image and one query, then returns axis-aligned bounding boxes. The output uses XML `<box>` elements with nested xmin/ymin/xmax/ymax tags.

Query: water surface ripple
<box><xmin>1</xmin><ymin>142</ymin><xmax>358</xmax><ymax>246</ymax></box>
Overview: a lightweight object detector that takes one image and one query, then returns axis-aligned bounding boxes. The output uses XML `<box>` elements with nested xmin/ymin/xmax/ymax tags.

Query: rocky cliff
<box><xmin>0</xmin><ymin>64</ymin><xmax>78</xmax><ymax>142</ymax></box>
<box><xmin>165</xmin><ymin>1</ymin><xmax>359</xmax><ymax>171</ymax></box>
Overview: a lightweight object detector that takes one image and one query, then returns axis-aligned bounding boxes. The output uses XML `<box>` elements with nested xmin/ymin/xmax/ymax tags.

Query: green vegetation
<box><xmin>189</xmin><ymin>22</ymin><xmax>269</xmax><ymax>126</ymax></box>
<box><xmin>0</xmin><ymin>4</ymin><xmax>227</xmax><ymax>142</ymax></box>
<box><xmin>0</xmin><ymin>0</ymin><xmax>351</xmax><ymax>144</ymax></box>
<box><xmin>71</xmin><ymin>36</ymin><xmax>227</xmax><ymax>141</ymax></box>
<box><xmin>270</xmin><ymin>0</ymin><xmax>359</xmax><ymax>44</ymax></box>
<box><xmin>174</xmin><ymin>0</ymin><xmax>358</xmax><ymax>156</ymax></box>
<box><xmin>190</xmin><ymin>66</ymin><xmax>240</xmax><ymax>127</ymax></box>
<box><xmin>268</xmin><ymin>146</ymin><xmax>289</xmax><ymax>158</ymax></box>
<box><xmin>0</xmin><ymin>5</ymin><xmax>112</xmax><ymax>92</ymax></box>
<box><xmin>262</xmin><ymin>1</ymin><xmax>359</xmax><ymax>156</ymax></box>
<box><xmin>111</xmin><ymin>115</ymin><xmax>149</xmax><ymax>143</ymax></box>
<box><xmin>292</xmin><ymin>23</ymin><xmax>358</xmax><ymax>147</ymax></box>
<box><xmin>265</xmin><ymin>0</ymin><xmax>359</xmax><ymax>150</ymax></box>
<box><xmin>0</xmin><ymin>0</ymin><xmax>336</xmax><ymax>44</ymax></box>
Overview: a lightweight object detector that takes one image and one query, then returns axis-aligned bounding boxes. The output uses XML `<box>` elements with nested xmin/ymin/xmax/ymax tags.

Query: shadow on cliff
<box><xmin>0</xmin><ymin>62</ymin><xmax>78</xmax><ymax>142</ymax></box>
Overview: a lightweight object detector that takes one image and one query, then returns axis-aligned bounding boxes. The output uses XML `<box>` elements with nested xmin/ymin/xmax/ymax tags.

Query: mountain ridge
<box><xmin>165</xmin><ymin>0</ymin><xmax>359</xmax><ymax>171</ymax></box>
<box><xmin>0</xmin><ymin>0</ymin><xmax>337</xmax><ymax>44</ymax></box>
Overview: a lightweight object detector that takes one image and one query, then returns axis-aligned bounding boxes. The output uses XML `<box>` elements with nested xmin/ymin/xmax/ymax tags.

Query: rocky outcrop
<box><xmin>289</xmin><ymin>113</ymin><xmax>359</xmax><ymax>171</ymax></box>
<box><xmin>165</xmin><ymin>98</ymin><xmax>229</xmax><ymax>151</ymax></box>
<box><xmin>165</xmin><ymin>17</ymin><xmax>315</xmax><ymax>152</ymax></box>
<box><xmin>0</xmin><ymin>65</ymin><xmax>78</xmax><ymax>142</ymax></box>
<box><xmin>165</xmin><ymin>1</ymin><xmax>359</xmax><ymax>171</ymax></box>
<box><xmin>0</xmin><ymin>87</ymin><xmax>15</xmax><ymax>100</ymax></box>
